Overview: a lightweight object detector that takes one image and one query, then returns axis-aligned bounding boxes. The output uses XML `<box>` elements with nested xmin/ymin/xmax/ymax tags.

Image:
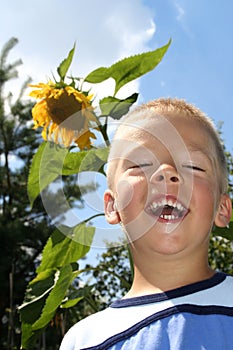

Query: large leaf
<box><xmin>28</xmin><ymin>142</ymin><xmax>109</xmax><ymax>206</ymax></box>
<box><xmin>99</xmin><ymin>93</ymin><xmax>138</xmax><ymax>120</ymax></box>
<box><xmin>20</xmin><ymin>265</ymin><xmax>75</xmax><ymax>348</ymax></box>
<box><xmin>57</xmin><ymin>43</ymin><xmax>76</xmax><ymax>81</ymax></box>
<box><xmin>20</xmin><ymin>269</ymin><xmax>59</xmax><ymax>324</ymax></box>
<box><xmin>62</xmin><ymin>146</ymin><xmax>109</xmax><ymax>175</ymax></box>
<box><xmin>32</xmin><ymin>265</ymin><xmax>74</xmax><ymax>330</ymax></box>
<box><xmin>27</xmin><ymin>142</ymin><xmax>67</xmax><ymax>206</ymax></box>
<box><xmin>37</xmin><ymin>224</ymin><xmax>95</xmax><ymax>273</ymax></box>
<box><xmin>85</xmin><ymin>39</ymin><xmax>171</xmax><ymax>94</ymax></box>
<box><xmin>19</xmin><ymin>268</ymin><xmax>60</xmax><ymax>347</ymax></box>
<box><xmin>20</xmin><ymin>223</ymin><xmax>95</xmax><ymax>348</ymax></box>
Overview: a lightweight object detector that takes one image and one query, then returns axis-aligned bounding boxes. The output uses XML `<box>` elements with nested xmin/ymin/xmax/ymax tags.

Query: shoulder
<box><xmin>175</xmin><ymin>272</ymin><xmax>233</xmax><ymax>308</ymax></box>
<box><xmin>212</xmin><ymin>273</ymin><xmax>233</xmax><ymax>305</ymax></box>
<box><xmin>59</xmin><ymin>307</ymin><xmax>116</xmax><ymax>349</ymax></box>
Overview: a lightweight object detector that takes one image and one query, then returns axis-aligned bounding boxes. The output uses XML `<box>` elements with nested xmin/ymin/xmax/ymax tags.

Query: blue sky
<box><xmin>140</xmin><ymin>0</ymin><xmax>233</xmax><ymax>152</ymax></box>
<box><xmin>1</xmin><ymin>0</ymin><xmax>232</xmax><ymax>150</ymax></box>
<box><xmin>1</xmin><ymin>0</ymin><xmax>232</xmax><ymax>250</ymax></box>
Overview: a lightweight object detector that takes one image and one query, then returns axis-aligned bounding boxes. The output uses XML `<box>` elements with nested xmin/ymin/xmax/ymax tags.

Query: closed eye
<box><xmin>130</xmin><ymin>162</ymin><xmax>152</xmax><ymax>169</ymax></box>
<box><xmin>183</xmin><ymin>165</ymin><xmax>205</xmax><ymax>172</ymax></box>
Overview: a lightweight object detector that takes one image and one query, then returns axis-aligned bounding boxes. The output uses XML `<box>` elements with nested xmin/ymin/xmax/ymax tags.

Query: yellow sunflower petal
<box><xmin>75</xmin><ymin>130</ymin><xmax>97</xmax><ymax>150</ymax></box>
<box><xmin>48</xmin><ymin>123</ymin><xmax>57</xmax><ymax>138</ymax></box>
<box><xmin>53</xmin><ymin>126</ymin><xmax>60</xmax><ymax>144</ymax></box>
<box><xmin>32</xmin><ymin>100</ymin><xmax>51</xmax><ymax>127</ymax></box>
<box><xmin>41</xmin><ymin>127</ymin><xmax>48</xmax><ymax>141</ymax></box>
<box><xmin>29</xmin><ymin>83</ymin><xmax>53</xmax><ymax>99</ymax></box>
<box><xmin>61</xmin><ymin>127</ymin><xmax>74</xmax><ymax>148</ymax></box>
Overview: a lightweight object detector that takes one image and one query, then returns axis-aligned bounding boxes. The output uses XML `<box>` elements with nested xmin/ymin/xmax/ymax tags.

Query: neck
<box><xmin>125</xmin><ymin>252</ymin><xmax>215</xmax><ymax>298</ymax></box>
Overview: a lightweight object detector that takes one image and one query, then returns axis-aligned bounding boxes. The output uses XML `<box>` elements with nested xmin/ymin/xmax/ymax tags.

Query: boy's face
<box><xmin>104</xmin><ymin>114</ymin><xmax>232</xmax><ymax>256</ymax></box>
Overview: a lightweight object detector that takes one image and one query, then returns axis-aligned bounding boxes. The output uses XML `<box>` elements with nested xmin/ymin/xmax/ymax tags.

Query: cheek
<box><xmin>115</xmin><ymin>177</ymin><xmax>148</xmax><ymax>212</ymax></box>
<box><xmin>193</xmin><ymin>179</ymin><xmax>218</xmax><ymax>213</ymax></box>
<box><xmin>115</xmin><ymin>179</ymin><xmax>134</xmax><ymax>211</ymax></box>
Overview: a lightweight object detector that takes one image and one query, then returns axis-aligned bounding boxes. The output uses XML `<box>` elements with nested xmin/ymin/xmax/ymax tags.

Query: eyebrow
<box><xmin>122</xmin><ymin>146</ymin><xmax>150</xmax><ymax>158</ymax></box>
<box><xmin>186</xmin><ymin>143</ymin><xmax>214</xmax><ymax>162</ymax></box>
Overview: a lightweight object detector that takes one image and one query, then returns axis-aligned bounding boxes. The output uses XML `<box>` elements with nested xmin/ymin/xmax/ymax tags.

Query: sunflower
<box><xmin>29</xmin><ymin>82</ymin><xmax>98</xmax><ymax>149</ymax></box>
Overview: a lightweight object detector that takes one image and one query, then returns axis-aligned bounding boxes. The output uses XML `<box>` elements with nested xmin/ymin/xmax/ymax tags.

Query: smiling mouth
<box><xmin>147</xmin><ymin>198</ymin><xmax>189</xmax><ymax>222</ymax></box>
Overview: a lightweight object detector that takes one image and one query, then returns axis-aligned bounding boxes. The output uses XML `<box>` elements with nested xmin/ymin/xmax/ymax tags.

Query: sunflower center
<box><xmin>47</xmin><ymin>90</ymin><xmax>86</xmax><ymax>130</ymax></box>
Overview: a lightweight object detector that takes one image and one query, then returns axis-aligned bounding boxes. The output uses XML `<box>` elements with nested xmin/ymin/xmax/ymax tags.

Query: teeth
<box><xmin>177</xmin><ymin>203</ymin><xmax>183</xmax><ymax>211</ymax></box>
<box><xmin>162</xmin><ymin>199</ymin><xmax>166</xmax><ymax>206</ymax></box>
<box><xmin>168</xmin><ymin>199</ymin><xmax>173</xmax><ymax>206</ymax></box>
<box><xmin>150</xmin><ymin>199</ymin><xmax>185</xmax><ymax>212</ymax></box>
<box><xmin>160</xmin><ymin>214</ymin><xmax>176</xmax><ymax>220</ymax></box>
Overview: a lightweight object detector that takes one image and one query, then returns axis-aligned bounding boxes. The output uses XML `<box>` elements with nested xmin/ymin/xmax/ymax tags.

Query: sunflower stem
<box><xmin>82</xmin><ymin>213</ymin><xmax>105</xmax><ymax>224</ymax></box>
<box><xmin>96</xmin><ymin>117</ymin><xmax>110</xmax><ymax>147</ymax></box>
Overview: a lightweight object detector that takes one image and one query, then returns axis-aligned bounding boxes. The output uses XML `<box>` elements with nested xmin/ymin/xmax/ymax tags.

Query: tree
<box><xmin>0</xmin><ymin>37</ymin><xmax>52</xmax><ymax>349</ymax></box>
<box><xmin>84</xmin><ymin>240</ymin><xmax>133</xmax><ymax>309</ymax></box>
<box><xmin>0</xmin><ymin>38</ymin><xmax>98</xmax><ymax>350</ymax></box>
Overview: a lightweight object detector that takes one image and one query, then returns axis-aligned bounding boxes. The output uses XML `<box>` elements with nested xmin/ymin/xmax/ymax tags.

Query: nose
<box><xmin>150</xmin><ymin>164</ymin><xmax>183</xmax><ymax>184</ymax></box>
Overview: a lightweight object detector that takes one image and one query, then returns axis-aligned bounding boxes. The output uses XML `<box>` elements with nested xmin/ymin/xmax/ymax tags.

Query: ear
<box><xmin>214</xmin><ymin>194</ymin><xmax>232</xmax><ymax>228</ymax></box>
<box><xmin>104</xmin><ymin>190</ymin><xmax>121</xmax><ymax>225</ymax></box>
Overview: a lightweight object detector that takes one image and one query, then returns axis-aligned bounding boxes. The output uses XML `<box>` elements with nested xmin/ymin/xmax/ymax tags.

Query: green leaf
<box><xmin>19</xmin><ymin>220</ymin><xmax>95</xmax><ymax>347</ymax></box>
<box><xmin>28</xmin><ymin>142</ymin><xmax>109</xmax><ymax>206</ymax></box>
<box><xmin>57</xmin><ymin>43</ymin><xmax>76</xmax><ymax>81</ymax></box>
<box><xmin>60</xmin><ymin>296</ymin><xmax>84</xmax><ymax>308</ymax></box>
<box><xmin>20</xmin><ymin>265</ymin><xmax>75</xmax><ymax>347</ymax></box>
<box><xmin>99</xmin><ymin>93</ymin><xmax>138</xmax><ymax>120</ymax></box>
<box><xmin>37</xmin><ymin>223</ymin><xmax>95</xmax><ymax>273</ymax></box>
<box><xmin>27</xmin><ymin>142</ymin><xmax>68</xmax><ymax>206</ymax></box>
<box><xmin>61</xmin><ymin>284</ymin><xmax>95</xmax><ymax>308</ymax></box>
<box><xmin>19</xmin><ymin>268</ymin><xmax>59</xmax><ymax>348</ymax></box>
<box><xmin>20</xmin><ymin>222</ymin><xmax>95</xmax><ymax>347</ymax></box>
<box><xmin>19</xmin><ymin>269</ymin><xmax>58</xmax><ymax>323</ymax></box>
<box><xmin>85</xmin><ymin>39</ymin><xmax>171</xmax><ymax>94</ymax></box>
<box><xmin>20</xmin><ymin>322</ymin><xmax>42</xmax><ymax>349</ymax></box>
<box><xmin>62</xmin><ymin>146</ymin><xmax>109</xmax><ymax>175</ymax></box>
<box><xmin>32</xmin><ymin>265</ymin><xmax>74</xmax><ymax>330</ymax></box>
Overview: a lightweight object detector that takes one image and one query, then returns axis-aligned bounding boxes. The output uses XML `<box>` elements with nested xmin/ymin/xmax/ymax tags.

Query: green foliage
<box><xmin>99</xmin><ymin>93</ymin><xmax>138</xmax><ymax>120</ymax></box>
<box><xmin>212</xmin><ymin>220</ymin><xmax>233</xmax><ymax>241</ymax></box>
<box><xmin>37</xmin><ymin>224</ymin><xmax>95</xmax><ymax>272</ymax></box>
<box><xmin>209</xmin><ymin>235</ymin><xmax>233</xmax><ymax>275</ymax></box>
<box><xmin>19</xmin><ymin>223</ymin><xmax>95</xmax><ymax>348</ymax></box>
<box><xmin>27</xmin><ymin>142</ymin><xmax>67</xmax><ymax>206</ymax></box>
<box><xmin>0</xmin><ymin>37</ymin><xmax>22</xmax><ymax>83</ymax></box>
<box><xmin>84</xmin><ymin>242</ymin><xmax>133</xmax><ymax>308</ymax></box>
<box><xmin>0</xmin><ymin>38</ymin><xmax>54</xmax><ymax>349</ymax></box>
<box><xmin>20</xmin><ymin>264</ymin><xmax>75</xmax><ymax>348</ymax></box>
<box><xmin>28</xmin><ymin>142</ymin><xmax>108</xmax><ymax>206</ymax></box>
<box><xmin>57</xmin><ymin>43</ymin><xmax>76</xmax><ymax>82</ymax></box>
<box><xmin>85</xmin><ymin>39</ymin><xmax>171</xmax><ymax>94</ymax></box>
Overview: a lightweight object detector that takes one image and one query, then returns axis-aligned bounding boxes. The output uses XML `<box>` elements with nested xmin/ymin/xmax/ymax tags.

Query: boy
<box><xmin>60</xmin><ymin>98</ymin><xmax>233</xmax><ymax>349</ymax></box>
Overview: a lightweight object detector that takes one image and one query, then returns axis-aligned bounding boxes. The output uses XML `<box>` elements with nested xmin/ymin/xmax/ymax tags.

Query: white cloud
<box><xmin>174</xmin><ymin>1</ymin><xmax>185</xmax><ymax>21</ymax></box>
<box><xmin>0</xmin><ymin>0</ymin><xmax>156</xmax><ymax>102</ymax></box>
